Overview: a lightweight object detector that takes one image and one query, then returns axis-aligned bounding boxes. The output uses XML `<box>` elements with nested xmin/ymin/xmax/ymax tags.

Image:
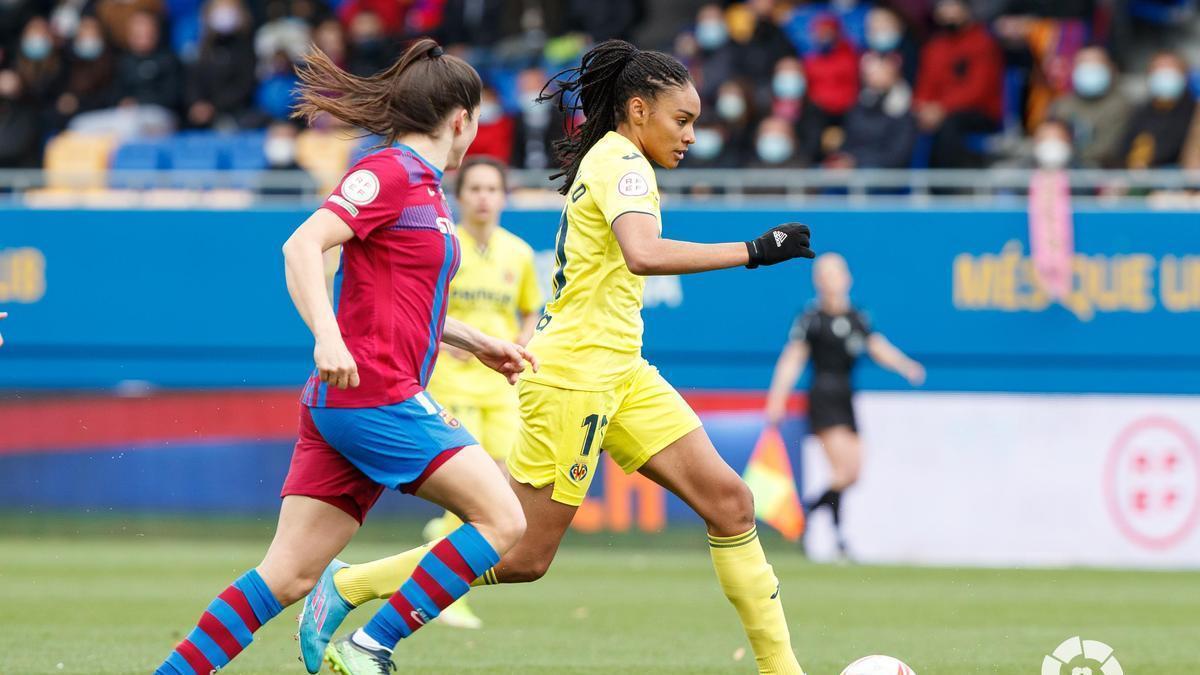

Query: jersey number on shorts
<box><xmin>580</xmin><ymin>413</ymin><xmax>609</xmax><ymax>456</ymax></box>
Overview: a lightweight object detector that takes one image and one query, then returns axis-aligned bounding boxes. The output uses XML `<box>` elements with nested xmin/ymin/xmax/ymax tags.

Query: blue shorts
<box><xmin>307</xmin><ymin>391</ymin><xmax>478</xmax><ymax>492</ymax></box>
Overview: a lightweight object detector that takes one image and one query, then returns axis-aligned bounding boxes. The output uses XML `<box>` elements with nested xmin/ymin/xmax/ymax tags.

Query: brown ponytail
<box><xmin>293</xmin><ymin>38</ymin><xmax>482</xmax><ymax>144</ymax></box>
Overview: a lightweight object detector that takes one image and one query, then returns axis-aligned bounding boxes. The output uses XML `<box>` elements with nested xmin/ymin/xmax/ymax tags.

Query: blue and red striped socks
<box><xmin>359</xmin><ymin>523</ymin><xmax>499</xmax><ymax>649</ymax></box>
<box><xmin>156</xmin><ymin>568</ymin><xmax>283</xmax><ymax>674</ymax></box>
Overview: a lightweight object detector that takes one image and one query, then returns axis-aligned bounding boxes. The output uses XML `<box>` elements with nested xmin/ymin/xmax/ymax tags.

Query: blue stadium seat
<box><xmin>166</xmin><ymin>138</ymin><xmax>224</xmax><ymax>188</ymax></box>
<box><xmin>110</xmin><ymin>142</ymin><xmax>167</xmax><ymax>189</ymax></box>
<box><xmin>229</xmin><ymin>141</ymin><xmax>267</xmax><ymax>172</ymax></box>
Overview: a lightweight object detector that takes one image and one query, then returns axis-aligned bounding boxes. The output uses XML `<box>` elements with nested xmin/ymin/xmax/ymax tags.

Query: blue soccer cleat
<box><xmin>298</xmin><ymin>558</ymin><xmax>355</xmax><ymax>674</ymax></box>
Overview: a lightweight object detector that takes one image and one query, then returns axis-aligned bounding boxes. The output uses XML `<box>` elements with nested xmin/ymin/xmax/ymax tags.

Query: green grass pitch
<box><xmin>1</xmin><ymin>518</ymin><xmax>1197</xmax><ymax>674</ymax></box>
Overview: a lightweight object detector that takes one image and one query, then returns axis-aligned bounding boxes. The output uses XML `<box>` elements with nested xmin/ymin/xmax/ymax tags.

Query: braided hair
<box><xmin>538</xmin><ymin>39</ymin><xmax>692</xmax><ymax>195</ymax></box>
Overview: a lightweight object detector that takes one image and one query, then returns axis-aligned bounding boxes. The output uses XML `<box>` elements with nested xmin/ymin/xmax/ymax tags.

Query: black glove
<box><xmin>745</xmin><ymin>223</ymin><xmax>814</xmax><ymax>269</ymax></box>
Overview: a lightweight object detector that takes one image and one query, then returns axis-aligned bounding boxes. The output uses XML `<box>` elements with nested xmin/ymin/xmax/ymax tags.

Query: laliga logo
<box><xmin>1042</xmin><ymin>637</ymin><xmax>1122</xmax><ymax>675</ymax></box>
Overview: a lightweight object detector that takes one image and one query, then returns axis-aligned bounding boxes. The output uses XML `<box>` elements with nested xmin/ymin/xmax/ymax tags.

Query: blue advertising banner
<box><xmin>2</xmin><ymin>206</ymin><xmax>1198</xmax><ymax>393</ymax></box>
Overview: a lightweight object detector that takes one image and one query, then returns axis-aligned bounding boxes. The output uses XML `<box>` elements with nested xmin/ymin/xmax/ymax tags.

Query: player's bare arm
<box><xmin>612</xmin><ymin>213</ymin><xmax>815</xmax><ymax>276</ymax></box>
<box><xmin>442</xmin><ymin>316</ymin><xmax>538</xmax><ymax>385</ymax></box>
<box><xmin>282</xmin><ymin>208</ymin><xmax>360</xmax><ymax>390</ymax></box>
<box><xmin>867</xmin><ymin>333</ymin><xmax>926</xmax><ymax>386</ymax></box>
<box><xmin>765</xmin><ymin>339</ymin><xmax>811</xmax><ymax>425</ymax></box>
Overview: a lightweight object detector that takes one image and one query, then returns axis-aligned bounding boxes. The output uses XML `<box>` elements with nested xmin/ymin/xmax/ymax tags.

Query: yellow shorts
<box><xmin>507</xmin><ymin>360</ymin><xmax>702</xmax><ymax>506</ymax></box>
<box><xmin>439</xmin><ymin>396</ymin><xmax>520</xmax><ymax>461</ymax></box>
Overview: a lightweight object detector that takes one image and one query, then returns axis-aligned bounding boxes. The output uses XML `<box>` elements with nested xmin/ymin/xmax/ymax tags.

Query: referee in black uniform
<box><xmin>765</xmin><ymin>253</ymin><xmax>924</xmax><ymax>558</ymax></box>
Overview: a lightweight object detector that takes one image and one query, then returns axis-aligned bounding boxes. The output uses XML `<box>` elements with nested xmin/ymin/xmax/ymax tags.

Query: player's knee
<box><xmin>473</xmin><ymin>501</ymin><xmax>526</xmax><ymax>554</ymax></box>
<box><xmin>270</xmin><ymin>571</ymin><xmax>321</xmax><ymax>606</ymax></box>
<box><xmin>502</xmin><ymin>552</ymin><xmax>553</xmax><ymax>583</ymax></box>
<box><xmin>832</xmin><ymin>463</ymin><xmax>860</xmax><ymax>489</ymax></box>
<box><xmin>704</xmin><ymin>479</ymin><xmax>755</xmax><ymax>535</ymax></box>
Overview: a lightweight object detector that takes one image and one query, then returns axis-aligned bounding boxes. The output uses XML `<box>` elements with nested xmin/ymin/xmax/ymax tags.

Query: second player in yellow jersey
<box><xmin>427</xmin><ymin>157</ymin><xmax>542</xmax><ymax>462</ymax></box>
<box><xmin>512</xmin><ymin>129</ymin><xmax>703</xmax><ymax>505</ymax></box>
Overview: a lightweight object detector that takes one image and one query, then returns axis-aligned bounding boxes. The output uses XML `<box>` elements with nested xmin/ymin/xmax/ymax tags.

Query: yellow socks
<box><xmin>332</xmin><ymin>542</ymin><xmax>434</xmax><ymax>607</ymax></box>
<box><xmin>709</xmin><ymin>527</ymin><xmax>803</xmax><ymax>675</ymax></box>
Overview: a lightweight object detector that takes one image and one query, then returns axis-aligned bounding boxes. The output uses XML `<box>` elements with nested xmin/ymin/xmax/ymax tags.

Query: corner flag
<box><xmin>741</xmin><ymin>425</ymin><xmax>805</xmax><ymax>541</ymax></box>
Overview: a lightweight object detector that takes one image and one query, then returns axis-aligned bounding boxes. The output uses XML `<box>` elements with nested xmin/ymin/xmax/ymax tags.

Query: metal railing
<box><xmin>1</xmin><ymin>168</ymin><xmax>1199</xmax><ymax>209</ymax></box>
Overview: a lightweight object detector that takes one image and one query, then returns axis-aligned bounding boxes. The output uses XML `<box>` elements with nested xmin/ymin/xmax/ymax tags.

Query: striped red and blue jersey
<box><xmin>301</xmin><ymin>144</ymin><xmax>461</xmax><ymax>408</ymax></box>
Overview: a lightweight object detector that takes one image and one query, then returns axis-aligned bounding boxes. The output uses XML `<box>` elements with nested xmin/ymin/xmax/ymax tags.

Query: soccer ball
<box><xmin>840</xmin><ymin>654</ymin><xmax>917</xmax><ymax>675</ymax></box>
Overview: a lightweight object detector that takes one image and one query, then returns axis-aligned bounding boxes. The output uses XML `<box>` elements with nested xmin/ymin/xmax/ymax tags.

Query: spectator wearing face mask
<box><xmin>0</xmin><ymin>68</ymin><xmax>42</xmax><ymax>168</ymax></box>
<box><xmin>465</xmin><ymin>85</ymin><xmax>515</xmax><ymax>164</ymax></box>
<box><xmin>828</xmin><ymin>51</ymin><xmax>916</xmax><ymax>169</ymax></box>
<box><xmin>864</xmin><ymin>6</ymin><xmax>918</xmax><ymax>84</ymax></box>
<box><xmin>114</xmin><ymin>10</ymin><xmax>181</xmax><ymax>112</ymax></box>
<box><xmin>914</xmin><ymin>0</ymin><xmax>1003</xmax><ymax>168</ymax></box>
<box><xmin>751</xmin><ymin>115</ymin><xmax>810</xmax><ymax>170</ymax></box>
<box><xmin>15</xmin><ymin>16</ymin><xmax>65</xmax><ymax>104</ymax></box>
<box><xmin>714</xmin><ymin>79</ymin><xmax>759</xmax><ymax>166</ymax></box>
<box><xmin>1118</xmin><ymin>52</ymin><xmax>1198</xmax><ymax>169</ymax></box>
<box><xmin>686</xmin><ymin>119</ymin><xmax>739</xmax><ymax>168</ymax></box>
<box><xmin>258</xmin><ymin>120</ymin><xmax>316</xmax><ymax>197</ymax></box>
<box><xmin>185</xmin><ymin>0</ymin><xmax>257</xmax><ymax>129</ymax></box>
<box><xmin>1048</xmin><ymin>47</ymin><xmax>1131</xmax><ymax>168</ymax></box>
<box><xmin>1029</xmin><ymin>117</ymin><xmax>1074</xmax><ymax>170</ymax></box>
<box><xmin>802</xmin><ymin>14</ymin><xmax>859</xmax><ymax>120</ymax></box>
<box><xmin>691</xmin><ymin>3</ymin><xmax>740</xmax><ymax>104</ymax></box>
<box><xmin>770</xmin><ymin>56</ymin><xmax>808</xmax><ymax>122</ymax></box>
<box><xmin>55</xmin><ymin>15</ymin><xmax>116</xmax><ymax>126</ymax></box>
<box><xmin>510</xmin><ymin>66</ymin><xmax>566</xmax><ymax>170</ymax></box>
<box><xmin>769</xmin><ymin>56</ymin><xmax>826</xmax><ymax>164</ymax></box>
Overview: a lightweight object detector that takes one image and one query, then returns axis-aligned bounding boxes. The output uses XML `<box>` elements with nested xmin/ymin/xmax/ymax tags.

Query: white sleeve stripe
<box><xmin>328</xmin><ymin>194</ymin><xmax>360</xmax><ymax>217</ymax></box>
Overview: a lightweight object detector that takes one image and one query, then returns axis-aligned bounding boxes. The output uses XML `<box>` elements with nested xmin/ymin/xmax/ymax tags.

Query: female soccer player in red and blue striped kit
<box><xmin>155</xmin><ymin>38</ymin><xmax>535</xmax><ymax>675</ymax></box>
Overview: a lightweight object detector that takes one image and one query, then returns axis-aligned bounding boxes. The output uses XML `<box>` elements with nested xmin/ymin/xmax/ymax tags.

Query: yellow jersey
<box><xmin>523</xmin><ymin>131</ymin><xmax>661</xmax><ymax>391</ymax></box>
<box><xmin>427</xmin><ymin>225</ymin><xmax>543</xmax><ymax>405</ymax></box>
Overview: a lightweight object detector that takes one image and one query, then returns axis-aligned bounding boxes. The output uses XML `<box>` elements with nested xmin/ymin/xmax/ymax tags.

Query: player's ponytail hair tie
<box><xmin>429</xmin><ymin>45</ymin><xmax>444</xmax><ymax>57</ymax></box>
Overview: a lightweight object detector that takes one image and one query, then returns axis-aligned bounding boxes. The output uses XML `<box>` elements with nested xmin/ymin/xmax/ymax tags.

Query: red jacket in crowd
<box><xmin>915</xmin><ymin>23</ymin><xmax>1004</xmax><ymax>122</ymax></box>
<box><xmin>803</xmin><ymin>39</ymin><xmax>860</xmax><ymax>117</ymax></box>
<box><xmin>465</xmin><ymin>116</ymin><xmax>515</xmax><ymax>164</ymax></box>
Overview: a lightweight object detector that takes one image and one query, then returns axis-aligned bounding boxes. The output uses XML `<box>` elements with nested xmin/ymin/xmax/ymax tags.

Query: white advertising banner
<box><xmin>801</xmin><ymin>392</ymin><xmax>1200</xmax><ymax>568</ymax></box>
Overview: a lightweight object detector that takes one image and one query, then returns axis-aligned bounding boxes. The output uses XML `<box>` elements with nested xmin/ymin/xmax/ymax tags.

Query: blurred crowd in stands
<box><xmin>1</xmin><ymin>0</ymin><xmax>1199</xmax><ymax>174</ymax></box>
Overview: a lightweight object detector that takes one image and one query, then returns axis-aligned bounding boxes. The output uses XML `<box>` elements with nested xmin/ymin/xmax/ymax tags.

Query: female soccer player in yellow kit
<box><xmin>422</xmin><ymin>156</ymin><xmax>543</xmax><ymax>628</ymax></box>
<box><xmin>302</xmin><ymin>39</ymin><xmax>815</xmax><ymax>673</ymax></box>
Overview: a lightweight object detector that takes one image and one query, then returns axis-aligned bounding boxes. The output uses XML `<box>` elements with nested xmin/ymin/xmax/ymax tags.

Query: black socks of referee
<box><xmin>807</xmin><ymin>488</ymin><xmax>849</xmax><ymax>553</ymax></box>
<box><xmin>806</xmin><ymin>487</ymin><xmax>842</xmax><ymax>526</ymax></box>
